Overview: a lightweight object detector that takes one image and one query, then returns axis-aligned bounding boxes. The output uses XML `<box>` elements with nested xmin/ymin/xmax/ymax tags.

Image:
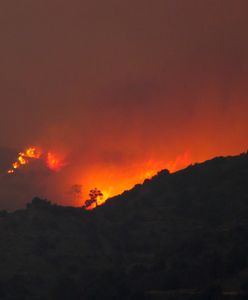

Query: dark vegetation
<box><xmin>1</xmin><ymin>153</ymin><xmax>248</xmax><ymax>299</ymax></box>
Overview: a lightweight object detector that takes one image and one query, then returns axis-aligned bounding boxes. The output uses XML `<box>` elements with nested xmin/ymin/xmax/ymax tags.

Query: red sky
<box><xmin>0</xmin><ymin>0</ymin><xmax>248</xmax><ymax>209</ymax></box>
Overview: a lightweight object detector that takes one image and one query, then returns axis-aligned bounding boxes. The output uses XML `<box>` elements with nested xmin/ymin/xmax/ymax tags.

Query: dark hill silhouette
<box><xmin>1</xmin><ymin>153</ymin><xmax>248</xmax><ymax>299</ymax></box>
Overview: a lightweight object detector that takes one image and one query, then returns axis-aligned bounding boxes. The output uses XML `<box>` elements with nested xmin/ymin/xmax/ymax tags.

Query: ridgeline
<box><xmin>1</xmin><ymin>153</ymin><xmax>248</xmax><ymax>299</ymax></box>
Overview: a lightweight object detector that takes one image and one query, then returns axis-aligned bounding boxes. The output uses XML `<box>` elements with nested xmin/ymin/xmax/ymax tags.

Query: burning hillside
<box><xmin>7</xmin><ymin>146</ymin><xmax>64</xmax><ymax>174</ymax></box>
<box><xmin>3</xmin><ymin>146</ymin><xmax>192</xmax><ymax>210</ymax></box>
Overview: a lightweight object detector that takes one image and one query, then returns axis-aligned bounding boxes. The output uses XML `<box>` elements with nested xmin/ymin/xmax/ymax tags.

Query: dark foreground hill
<box><xmin>1</xmin><ymin>153</ymin><xmax>248</xmax><ymax>299</ymax></box>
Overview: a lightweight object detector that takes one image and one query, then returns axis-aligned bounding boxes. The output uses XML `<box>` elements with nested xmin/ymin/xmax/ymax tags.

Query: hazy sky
<box><xmin>1</xmin><ymin>0</ymin><xmax>248</xmax><ymax>209</ymax></box>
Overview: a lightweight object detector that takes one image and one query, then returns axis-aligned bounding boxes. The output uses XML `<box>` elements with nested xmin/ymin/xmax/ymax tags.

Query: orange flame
<box><xmin>7</xmin><ymin>147</ymin><xmax>42</xmax><ymax>174</ymax></box>
<box><xmin>7</xmin><ymin>146</ymin><xmax>191</xmax><ymax>210</ymax></box>
<box><xmin>7</xmin><ymin>146</ymin><xmax>64</xmax><ymax>174</ymax></box>
<box><xmin>82</xmin><ymin>152</ymin><xmax>192</xmax><ymax>209</ymax></box>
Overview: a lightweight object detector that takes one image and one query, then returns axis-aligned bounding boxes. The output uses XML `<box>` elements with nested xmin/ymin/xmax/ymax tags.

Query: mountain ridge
<box><xmin>1</xmin><ymin>152</ymin><xmax>248</xmax><ymax>299</ymax></box>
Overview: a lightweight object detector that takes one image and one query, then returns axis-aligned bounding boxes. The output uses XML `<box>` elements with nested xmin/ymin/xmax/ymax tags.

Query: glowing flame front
<box><xmin>7</xmin><ymin>146</ymin><xmax>63</xmax><ymax>174</ymax></box>
<box><xmin>7</xmin><ymin>147</ymin><xmax>42</xmax><ymax>174</ymax></box>
<box><xmin>82</xmin><ymin>152</ymin><xmax>192</xmax><ymax>209</ymax></box>
<box><xmin>7</xmin><ymin>146</ymin><xmax>192</xmax><ymax>210</ymax></box>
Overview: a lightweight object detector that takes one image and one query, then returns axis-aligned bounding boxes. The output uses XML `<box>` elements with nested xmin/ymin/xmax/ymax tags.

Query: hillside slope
<box><xmin>1</xmin><ymin>153</ymin><xmax>248</xmax><ymax>299</ymax></box>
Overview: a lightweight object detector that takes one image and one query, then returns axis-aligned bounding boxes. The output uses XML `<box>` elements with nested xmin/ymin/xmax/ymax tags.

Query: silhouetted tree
<box><xmin>83</xmin><ymin>188</ymin><xmax>103</xmax><ymax>209</ymax></box>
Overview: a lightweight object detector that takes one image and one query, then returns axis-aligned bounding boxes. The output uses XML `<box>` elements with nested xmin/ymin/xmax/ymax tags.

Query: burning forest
<box><xmin>1</xmin><ymin>144</ymin><xmax>193</xmax><ymax>210</ymax></box>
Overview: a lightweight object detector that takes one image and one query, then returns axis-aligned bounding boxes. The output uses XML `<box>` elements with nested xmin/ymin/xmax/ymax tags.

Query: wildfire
<box><xmin>96</xmin><ymin>190</ymin><xmax>110</xmax><ymax>206</ymax></box>
<box><xmin>46</xmin><ymin>152</ymin><xmax>64</xmax><ymax>171</ymax></box>
<box><xmin>83</xmin><ymin>188</ymin><xmax>111</xmax><ymax>210</ymax></box>
<box><xmin>7</xmin><ymin>146</ymin><xmax>192</xmax><ymax>211</ymax></box>
<box><xmin>7</xmin><ymin>146</ymin><xmax>64</xmax><ymax>174</ymax></box>
<box><xmin>164</xmin><ymin>152</ymin><xmax>191</xmax><ymax>172</ymax></box>
<box><xmin>7</xmin><ymin>147</ymin><xmax>42</xmax><ymax>174</ymax></box>
<box><xmin>82</xmin><ymin>152</ymin><xmax>192</xmax><ymax>209</ymax></box>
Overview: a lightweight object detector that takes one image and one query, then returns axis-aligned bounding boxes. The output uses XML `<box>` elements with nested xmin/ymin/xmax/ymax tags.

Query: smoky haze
<box><xmin>1</xmin><ymin>0</ymin><xmax>248</xmax><ymax>209</ymax></box>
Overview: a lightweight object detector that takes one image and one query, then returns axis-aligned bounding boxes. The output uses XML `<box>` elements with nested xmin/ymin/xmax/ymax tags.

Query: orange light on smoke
<box><xmin>164</xmin><ymin>152</ymin><xmax>191</xmax><ymax>173</ymax></box>
<box><xmin>7</xmin><ymin>145</ymin><xmax>192</xmax><ymax>210</ymax></box>
<box><xmin>46</xmin><ymin>152</ymin><xmax>64</xmax><ymax>171</ymax></box>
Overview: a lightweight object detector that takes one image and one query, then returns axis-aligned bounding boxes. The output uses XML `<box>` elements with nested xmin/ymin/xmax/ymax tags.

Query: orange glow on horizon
<box><xmin>5</xmin><ymin>145</ymin><xmax>198</xmax><ymax>210</ymax></box>
<box><xmin>80</xmin><ymin>152</ymin><xmax>192</xmax><ymax>209</ymax></box>
<box><xmin>7</xmin><ymin>145</ymin><xmax>248</xmax><ymax>210</ymax></box>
